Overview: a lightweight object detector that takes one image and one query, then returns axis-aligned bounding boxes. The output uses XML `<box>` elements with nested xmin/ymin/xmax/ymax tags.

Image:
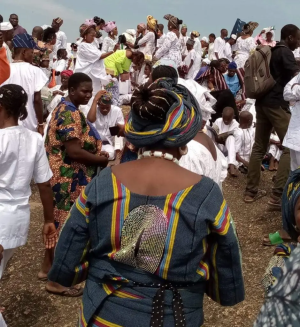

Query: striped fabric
<box><xmin>50</xmin><ymin>168</ymin><xmax>244</xmax><ymax>326</ymax></box>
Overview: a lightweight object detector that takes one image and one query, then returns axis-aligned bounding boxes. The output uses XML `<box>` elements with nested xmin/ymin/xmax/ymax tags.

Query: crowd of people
<box><xmin>0</xmin><ymin>11</ymin><xmax>300</xmax><ymax>327</ymax></box>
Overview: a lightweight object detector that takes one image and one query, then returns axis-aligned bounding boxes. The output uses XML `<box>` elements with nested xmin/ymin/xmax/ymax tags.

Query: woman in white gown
<box><xmin>102</xmin><ymin>21</ymin><xmax>118</xmax><ymax>53</ymax></box>
<box><xmin>154</xmin><ymin>14</ymin><xmax>182</xmax><ymax>67</ymax></box>
<box><xmin>234</xmin><ymin>22</ymin><xmax>258</xmax><ymax>69</ymax></box>
<box><xmin>75</xmin><ymin>19</ymin><xmax>117</xmax><ymax>95</ymax></box>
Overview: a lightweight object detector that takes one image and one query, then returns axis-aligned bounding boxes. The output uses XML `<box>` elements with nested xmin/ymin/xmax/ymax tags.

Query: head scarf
<box><xmin>61</xmin><ymin>70</ymin><xmax>73</xmax><ymax>77</ymax></box>
<box><xmin>194</xmin><ymin>66</ymin><xmax>209</xmax><ymax>80</ymax></box>
<box><xmin>103</xmin><ymin>21</ymin><xmax>117</xmax><ymax>33</ymax></box>
<box><xmin>201</xmin><ymin>36</ymin><xmax>208</xmax><ymax>43</ymax></box>
<box><xmin>138</xmin><ymin>23</ymin><xmax>146</xmax><ymax>30</ymax></box>
<box><xmin>80</xmin><ymin>19</ymin><xmax>96</xmax><ymax>37</ymax></box>
<box><xmin>99</xmin><ymin>92</ymin><xmax>112</xmax><ymax>105</ymax></box>
<box><xmin>228</xmin><ymin>61</ymin><xmax>237</xmax><ymax>69</ymax></box>
<box><xmin>243</xmin><ymin>22</ymin><xmax>259</xmax><ymax>34</ymax></box>
<box><xmin>203</xmin><ymin>58</ymin><xmax>211</xmax><ymax>65</ymax></box>
<box><xmin>196</xmin><ymin>66</ymin><xmax>228</xmax><ymax>91</ymax></box>
<box><xmin>147</xmin><ymin>15</ymin><xmax>157</xmax><ymax>30</ymax></box>
<box><xmin>263</xmin><ymin>26</ymin><xmax>275</xmax><ymax>40</ymax></box>
<box><xmin>163</xmin><ymin>14</ymin><xmax>182</xmax><ymax>30</ymax></box>
<box><xmin>13</xmin><ymin>33</ymin><xmax>41</xmax><ymax>50</ymax></box>
<box><xmin>191</xmin><ymin>31</ymin><xmax>200</xmax><ymax>38</ymax></box>
<box><xmin>186</xmin><ymin>38</ymin><xmax>195</xmax><ymax>46</ymax></box>
<box><xmin>182</xmin><ymin>24</ymin><xmax>187</xmax><ymax>29</ymax></box>
<box><xmin>0</xmin><ymin>22</ymin><xmax>13</xmax><ymax>31</ymax></box>
<box><xmin>153</xmin><ymin>59</ymin><xmax>179</xmax><ymax>77</ymax></box>
<box><xmin>125</xmin><ymin>78</ymin><xmax>201</xmax><ymax>148</ymax></box>
<box><xmin>52</xmin><ymin>17</ymin><xmax>63</xmax><ymax>27</ymax></box>
<box><xmin>231</xmin><ymin>34</ymin><xmax>237</xmax><ymax>40</ymax></box>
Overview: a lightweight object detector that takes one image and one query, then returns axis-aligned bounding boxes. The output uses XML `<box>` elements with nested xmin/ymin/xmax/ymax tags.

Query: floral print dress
<box><xmin>45</xmin><ymin>98</ymin><xmax>102</xmax><ymax>230</ymax></box>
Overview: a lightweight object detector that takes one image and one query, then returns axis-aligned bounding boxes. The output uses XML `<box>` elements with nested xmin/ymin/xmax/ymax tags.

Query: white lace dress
<box><xmin>102</xmin><ymin>37</ymin><xmax>117</xmax><ymax>53</ymax></box>
<box><xmin>234</xmin><ymin>37</ymin><xmax>257</xmax><ymax>69</ymax></box>
<box><xmin>155</xmin><ymin>31</ymin><xmax>182</xmax><ymax>67</ymax></box>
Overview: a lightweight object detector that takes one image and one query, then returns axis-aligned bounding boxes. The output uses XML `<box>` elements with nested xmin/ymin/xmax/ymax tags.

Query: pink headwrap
<box><xmin>79</xmin><ymin>18</ymin><xmax>96</xmax><ymax>37</ymax></box>
<box><xmin>103</xmin><ymin>21</ymin><xmax>117</xmax><ymax>33</ymax></box>
<box><xmin>61</xmin><ymin>70</ymin><xmax>73</xmax><ymax>77</ymax></box>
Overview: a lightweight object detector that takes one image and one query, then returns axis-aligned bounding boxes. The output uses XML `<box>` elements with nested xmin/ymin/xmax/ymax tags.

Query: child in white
<box><xmin>87</xmin><ymin>90</ymin><xmax>125</xmax><ymax>160</ymax></box>
<box><xmin>207</xmin><ymin>107</ymin><xmax>239</xmax><ymax>176</ymax></box>
<box><xmin>52</xmin><ymin>49</ymin><xmax>68</xmax><ymax>85</ymax></box>
<box><xmin>283</xmin><ymin>73</ymin><xmax>300</xmax><ymax>171</ymax></box>
<box><xmin>268</xmin><ymin>131</ymin><xmax>283</xmax><ymax>171</ymax></box>
<box><xmin>235</xmin><ymin>111</ymin><xmax>255</xmax><ymax>170</ymax></box>
<box><xmin>183</xmin><ymin>39</ymin><xmax>197</xmax><ymax>80</ymax></box>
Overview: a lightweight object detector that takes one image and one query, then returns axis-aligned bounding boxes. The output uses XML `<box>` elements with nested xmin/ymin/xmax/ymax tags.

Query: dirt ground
<box><xmin>0</xmin><ymin>170</ymin><xmax>281</xmax><ymax>327</ymax></box>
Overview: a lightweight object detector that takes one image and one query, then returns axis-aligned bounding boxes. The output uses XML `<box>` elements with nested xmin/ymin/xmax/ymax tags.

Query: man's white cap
<box><xmin>201</xmin><ymin>36</ymin><xmax>209</xmax><ymax>43</ymax></box>
<box><xmin>0</xmin><ymin>22</ymin><xmax>13</xmax><ymax>31</ymax></box>
<box><xmin>231</xmin><ymin>34</ymin><xmax>237</xmax><ymax>40</ymax></box>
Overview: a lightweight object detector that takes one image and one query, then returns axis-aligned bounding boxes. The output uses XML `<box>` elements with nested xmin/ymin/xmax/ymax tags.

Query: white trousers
<box><xmin>269</xmin><ymin>144</ymin><xmax>282</xmax><ymax>162</ymax></box>
<box><xmin>291</xmin><ymin>149</ymin><xmax>300</xmax><ymax>171</ymax></box>
<box><xmin>0</xmin><ymin>314</ymin><xmax>7</xmax><ymax>327</ymax></box>
<box><xmin>217</xmin><ymin>135</ymin><xmax>237</xmax><ymax>166</ymax></box>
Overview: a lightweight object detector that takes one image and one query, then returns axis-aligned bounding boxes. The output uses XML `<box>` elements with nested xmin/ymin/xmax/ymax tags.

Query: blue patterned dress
<box><xmin>49</xmin><ymin>167</ymin><xmax>244</xmax><ymax>326</ymax></box>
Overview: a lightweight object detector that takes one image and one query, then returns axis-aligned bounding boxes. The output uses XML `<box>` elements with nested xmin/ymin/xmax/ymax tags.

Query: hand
<box><xmin>207</xmin><ymin>81</ymin><xmax>214</xmax><ymax>90</ymax></box>
<box><xmin>94</xmin><ymin>90</ymin><xmax>107</xmax><ymax>102</ymax></box>
<box><xmin>0</xmin><ymin>244</ymin><xmax>3</xmax><ymax>264</ymax></box>
<box><xmin>100</xmin><ymin>151</ymin><xmax>110</xmax><ymax>158</ymax></box>
<box><xmin>37</xmin><ymin>124</ymin><xmax>44</xmax><ymax>136</ymax></box>
<box><xmin>117</xmin><ymin>125</ymin><xmax>125</xmax><ymax>137</ymax></box>
<box><xmin>52</xmin><ymin>90</ymin><xmax>64</xmax><ymax>96</ymax></box>
<box><xmin>43</xmin><ymin>222</ymin><xmax>58</xmax><ymax>249</ymax></box>
<box><xmin>114</xmin><ymin>44</ymin><xmax>120</xmax><ymax>52</ymax></box>
<box><xmin>260</xmin><ymin>30</ymin><xmax>265</xmax><ymax>35</ymax></box>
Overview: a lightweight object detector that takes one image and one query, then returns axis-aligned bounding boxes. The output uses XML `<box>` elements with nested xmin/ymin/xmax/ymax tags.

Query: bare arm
<box><xmin>34</xmin><ymin>91</ymin><xmax>44</xmax><ymax>125</ymax></box>
<box><xmin>63</xmin><ymin>138</ymin><xmax>108</xmax><ymax>167</ymax></box>
<box><xmin>236</xmin><ymin>153</ymin><xmax>249</xmax><ymax>167</ymax></box>
<box><xmin>100</xmin><ymin>51</ymin><xmax>114</xmax><ymax>60</ymax></box>
<box><xmin>87</xmin><ymin>90</ymin><xmax>108</xmax><ymax>123</ymax></box>
<box><xmin>214</xmin><ymin>52</ymin><xmax>219</xmax><ymax>60</ymax></box>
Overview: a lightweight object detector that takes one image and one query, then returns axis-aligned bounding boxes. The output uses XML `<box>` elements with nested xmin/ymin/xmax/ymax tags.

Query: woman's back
<box><xmin>49</xmin><ymin>163</ymin><xmax>244</xmax><ymax>326</ymax></box>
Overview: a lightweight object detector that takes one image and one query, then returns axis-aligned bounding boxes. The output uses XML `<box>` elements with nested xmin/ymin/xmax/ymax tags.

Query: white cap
<box><xmin>231</xmin><ymin>34</ymin><xmax>237</xmax><ymax>40</ymax></box>
<box><xmin>0</xmin><ymin>22</ymin><xmax>13</xmax><ymax>31</ymax></box>
<box><xmin>201</xmin><ymin>36</ymin><xmax>209</xmax><ymax>43</ymax></box>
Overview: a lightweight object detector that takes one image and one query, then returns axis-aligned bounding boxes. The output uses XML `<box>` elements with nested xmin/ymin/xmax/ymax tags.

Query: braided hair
<box><xmin>131</xmin><ymin>81</ymin><xmax>174</xmax><ymax>122</ymax></box>
<box><xmin>0</xmin><ymin>84</ymin><xmax>28</xmax><ymax>121</ymax></box>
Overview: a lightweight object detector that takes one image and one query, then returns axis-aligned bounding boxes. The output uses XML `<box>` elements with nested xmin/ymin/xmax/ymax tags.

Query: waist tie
<box><xmin>133</xmin><ymin>282</ymin><xmax>186</xmax><ymax>327</ymax></box>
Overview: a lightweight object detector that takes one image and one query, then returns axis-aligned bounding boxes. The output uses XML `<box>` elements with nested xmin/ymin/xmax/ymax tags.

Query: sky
<box><xmin>1</xmin><ymin>0</ymin><xmax>300</xmax><ymax>42</ymax></box>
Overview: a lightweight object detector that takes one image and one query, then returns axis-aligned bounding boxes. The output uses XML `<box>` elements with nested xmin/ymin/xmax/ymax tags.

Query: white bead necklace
<box><xmin>138</xmin><ymin>150</ymin><xmax>180</xmax><ymax>165</ymax></box>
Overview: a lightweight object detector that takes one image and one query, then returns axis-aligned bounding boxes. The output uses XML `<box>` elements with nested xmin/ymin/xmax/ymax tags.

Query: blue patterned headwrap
<box><xmin>125</xmin><ymin>78</ymin><xmax>201</xmax><ymax>148</ymax></box>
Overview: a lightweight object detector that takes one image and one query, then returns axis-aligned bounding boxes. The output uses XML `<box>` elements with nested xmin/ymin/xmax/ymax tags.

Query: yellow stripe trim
<box><xmin>94</xmin><ymin>316</ymin><xmax>122</xmax><ymax>327</ymax></box>
<box><xmin>214</xmin><ymin>200</ymin><xmax>226</xmax><ymax>226</ymax></box>
<box><xmin>80</xmin><ymin>302</ymin><xmax>87</xmax><ymax>327</ymax></box>
<box><xmin>109</xmin><ymin>174</ymin><xmax>118</xmax><ymax>257</ymax></box>
<box><xmin>162</xmin><ymin>187</ymin><xmax>193</xmax><ymax>279</ymax></box>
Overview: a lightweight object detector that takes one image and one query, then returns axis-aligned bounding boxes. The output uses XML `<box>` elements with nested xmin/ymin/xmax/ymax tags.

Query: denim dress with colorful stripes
<box><xmin>49</xmin><ymin>167</ymin><xmax>244</xmax><ymax>327</ymax></box>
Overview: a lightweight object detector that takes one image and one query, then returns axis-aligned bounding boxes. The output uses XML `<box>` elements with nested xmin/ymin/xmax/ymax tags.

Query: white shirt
<box><xmin>53</xmin><ymin>30</ymin><xmax>67</xmax><ymax>58</ymax></box>
<box><xmin>213</xmin><ymin>37</ymin><xmax>226</xmax><ymax>59</ymax></box>
<box><xmin>180</xmin><ymin>34</ymin><xmax>188</xmax><ymax>56</ymax></box>
<box><xmin>235</xmin><ymin>127</ymin><xmax>255</xmax><ymax>162</ymax></box>
<box><xmin>93</xmin><ymin>105</ymin><xmax>125</xmax><ymax>144</ymax></box>
<box><xmin>155</xmin><ymin>31</ymin><xmax>182</xmax><ymax>67</ymax></box>
<box><xmin>224</xmin><ymin>43</ymin><xmax>233</xmax><ymax>62</ymax></box>
<box><xmin>283</xmin><ymin>74</ymin><xmax>300</xmax><ymax>152</ymax></box>
<box><xmin>183</xmin><ymin>49</ymin><xmax>196</xmax><ymax>80</ymax></box>
<box><xmin>0</xmin><ymin>126</ymin><xmax>52</xmax><ymax>249</ymax></box>
<box><xmin>102</xmin><ymin>36</ymin><xmax>117</xmax><ymax>53</ymax></box>
<box><xmin>193</xmin><ymin>38</ymin><xmax>202</xmax><ymax>57</ymax></box>
<box><xmin>157</xmin><ymin>34</ymin><xmax>166</xmax><ymax>49</ymax></box>
<box><xmin>137</xmin><ymin>31</ymin><xmax>156</xmax><ymax>58</ymax></box>
<box><xmin>208</xmin><ymin>42</ymin><xmax>215</xmax><ymax>61</ymax></box>
<box><xmin>75</xmin><ymin>42</ymin><xmax>110</xmax><ymax>94</ymax></box>
<box><xmin>214</xmin><ymin>118</ymin><xmax>239</xmax><ymax>134</ymax></box>
<box><xmin>1</xmin><ymin>62</ymin><xmax>48</xmax><ymax>131</ymax></box>
<box><xmin>3</xmin><ymin>42</ymin><xmax>12</xmax><ymax>63</ymax></box>
<box><xmin>180</xmin><ymin>140</ymin><xmax>228</xmax><ymax>190</ymax></box>
<box><xmin>52</xmin><ymin>59</ymin><xmax>67</xmax><ymax>84</ymax></box>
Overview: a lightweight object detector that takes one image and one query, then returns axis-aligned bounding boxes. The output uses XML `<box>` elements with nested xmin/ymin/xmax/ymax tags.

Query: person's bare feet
<box><xmin>229</xmin><ymin>164</ymin><xmax>238</xmax><ymax>177</ymax></box>
<box><xmin>269</xmin><ymin>156</ymin><xmax>275</xmax><ymax>171</ymax></box>
<box><xmin>45</xmin><ymin>281</ymin><xmax>83</xmax><ymax>297</ymax></box>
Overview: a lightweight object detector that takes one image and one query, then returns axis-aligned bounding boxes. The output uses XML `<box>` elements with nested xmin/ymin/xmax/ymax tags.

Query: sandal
<box><xmin>244</xmin><ymin>189</ymin><xmax>267</xmax><ymax>203</ymax></box>
<box><xmin>268</xmin><ymin>195</ymin><xmax>281</xmax><ymax>209</ymax></box>
<box><xmin>262</xmin><ymin>231</ymin><xmax>292</xmax><ymax>246</ymax></box>
<box><xmin>46</xmin><ymin>286</ymin><xmax>84</xmax><ymax>297</ymax></box>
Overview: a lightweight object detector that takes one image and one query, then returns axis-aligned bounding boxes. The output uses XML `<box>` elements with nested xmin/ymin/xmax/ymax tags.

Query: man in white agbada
<box><xmin>87</xmin><ymin>91</ymin><xmax>125</xmax><ymax>160</ymax></box>
<box><xmin>179</xmin><ymin>24</ymin><xmax>188</xmax><ymax>56</ymax></box>
<box><xmin>182</xmin><ymin>38</ymin><xmax>197</xmax><ymax>80</ymax></box>
<box><xmin>207</xmin><ymin>107</ymin><xmax>239</xmax><ymax>177</ymax></box>
<box><xmin>0</xmin><ymin>22</ymin><xmax>13</xmax><ymax>63</ymax></box>
<box><xmin>224</xmin><ymin>35</ymin><xmax>237</xmax><ymax>62</ymax></box>
<box><xmin>214</xmin><ymin>29</ymin><xmax>228</xmax><ymax>60</ymax></box>
<box><xmin>190</xmin><ymin>31</ymin><xmax>202</xmax><ymax>57</ymax></box>
<box><xmin>283</xmin><ymin>74</ymin><xmax>300</xmax><ymax>171</ymax></box>
<box><xmin>1</xmin><ymin>33</ymin><xmax>48</xmax><ymax>134</ymax></box>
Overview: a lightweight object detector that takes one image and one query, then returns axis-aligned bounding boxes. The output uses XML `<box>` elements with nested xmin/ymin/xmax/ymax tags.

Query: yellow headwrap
<box><xmin>147</xmin><ymin>15</ymin><xmax>157</xmax><ymax>30</ymax></box>
<box><xmin>191</xmin><ymin>31</ymin><xmax>200</xmax><ymax>37</ymax></box>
